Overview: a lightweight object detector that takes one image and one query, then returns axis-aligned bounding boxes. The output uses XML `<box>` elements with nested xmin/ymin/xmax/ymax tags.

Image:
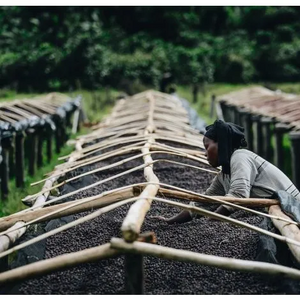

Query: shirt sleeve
<box><xmin>204</xmin><ymin>174</ymin><xmax>226</xmax><ymax>196</ymax></box>
<box><xmin>226</xmin><ymin>151</ymin><xmax>258</xmax><ymax>199</ymax></box>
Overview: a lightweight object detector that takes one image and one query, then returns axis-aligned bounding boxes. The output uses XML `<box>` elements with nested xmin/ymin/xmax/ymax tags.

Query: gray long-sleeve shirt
<box><xmin>191</xmin><ymin>149</ymin><xmax>300</xmax><ymax>216</ymax></box>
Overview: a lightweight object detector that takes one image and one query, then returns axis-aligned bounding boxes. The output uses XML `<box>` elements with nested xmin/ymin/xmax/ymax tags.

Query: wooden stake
<box><xmin>15</xmin><ymin>132</ymin><xmax>25</xmax><ymax>187</ymax></box>
<box><xmin>124</xmin><ymin>254</ymin><xmax>144</xmax><ymax>294</ymax></box>
<box><xmin>27</xmin><ymin>129</ymin><xmax>37</xmax><ymax>176</ymax></box>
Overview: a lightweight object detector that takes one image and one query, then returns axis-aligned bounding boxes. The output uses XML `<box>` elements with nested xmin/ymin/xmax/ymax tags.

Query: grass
<box><xmin>0</xmin><ymin>89</ymin><xmax>38</xmax><ymax>103</ymax></box>
<box><xmin>67</xmin><ymin>89</ymin><xmax>120</xmax><ymax>124</ymax></box>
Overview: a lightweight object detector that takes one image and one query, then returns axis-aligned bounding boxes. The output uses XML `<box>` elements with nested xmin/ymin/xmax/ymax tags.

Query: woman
<box><xmin>152</xmin><ymin>120</ymin><xmax>300</xmax><ymax>224</ymax></box>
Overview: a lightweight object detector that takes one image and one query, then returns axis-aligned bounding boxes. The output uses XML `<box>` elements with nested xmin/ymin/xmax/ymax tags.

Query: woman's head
<box><xmin>203</xmin><ymin>120</ymin><xmax>247</xmax><ymax>173</ymax></box>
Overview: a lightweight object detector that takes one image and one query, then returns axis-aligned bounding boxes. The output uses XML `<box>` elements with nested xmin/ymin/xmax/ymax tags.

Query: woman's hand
<box><xmin>208</xmin><ymin>205</ymin><xmax>232</xmax><ymax>221</ymax></box>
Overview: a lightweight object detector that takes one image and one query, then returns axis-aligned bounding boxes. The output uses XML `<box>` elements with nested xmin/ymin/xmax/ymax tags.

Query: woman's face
<box><xmin>203</xmin><ymin>136</ymin><xmax>219</xmax><ymax>167</ymax></box>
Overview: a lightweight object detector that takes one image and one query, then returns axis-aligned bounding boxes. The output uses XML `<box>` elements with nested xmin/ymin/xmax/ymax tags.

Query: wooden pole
<box><xmin>0</xmin><ymin>198</ymin><xmax>135</xmax><ymax>258</ymax></box>
<box><xmin>121</xmin><ymin>93</ymin><xmax>159</xmax><ymax>242</ymax></box>
<box><xmin>37</xmin><ymin>128</ymin><xmax>44</xmax><ymax>168</ymax></box>
<box><xmin>157</xmin><ymin>187</ymin><xmax>279</xmax><ymax>207</ymax></box>
<box><xmin>243</xmin><ymin>110</ymin><xmax>254</xmax><ymax>151</ymax></box>
<box><xmin>289</xmin><ymin>131</ymin><xmax>300</xmax><ymax>189</ymax></box>
<box><xmin>0</xmin><ymin>187</ymin><xmax>134</xmax><ymax>232</ymax></box>
<box><xmin>124</xmin><ymin>254</ymin><xmax>144</xmax><ymax>294</ymax></box>
<box><xmin>210</xmin><ymin>94</ymin><xmax>216</xmax><ymax>119</ymax></box>
<box><xmin>0</xmin><ymin>139</ymin><xmax>10</xmax><ymax>199</ymax></box>
<box><xmin>252</xmin><ymin>115</ymin><xmax>264</xmax><ymax>157</ymax></box>
<box><xmin>15</xmin><ymin>132</ymin><xmax>25</xmax><ymax>187</ymax></box>
<box><xmin>8</xmin><ymin>135</ymin><xmax>15</xmax><ymax>179</ymax></box>
<box><xmin>0</xmin><ymin>243</ymin><xmax>119</xmax><ymax>286</ymax></box>
<box><xmin>27</xmin><ymin>128</ymin><xmax>37</xmax><ymax>176</ymax></box>
<box><xmin>269</xmin><ymin>205</ymin><xmax>300</xmax><ymax>264</ymax></box>
<box><xmin>274</xmin><ymin>123</ymin><xmax>290</xmax><ymax>171</ymax></box>
<box><xmin>55</xmin><ymin>125</ymin><xmax>61</xmax><ymax>154</ymax></box>
<box><xmin>219</xmin><ymin>100</ymin><xmax>229</xmax><ymax>122</ymax></box>
<box><xmin>46</xmin><ymin>130</ymin><xmax>53</xmax><ymax>163</ymax></box>
<box><xmin>261</xmin><ymin>117</ymin><xmax>273</xmax><ymax>161</ymax></box>
<box><xmin>0</xmin><ymin>222</ymin><xmax>26</xmax><ymax>253</ymax></box>
<box><xmin>110</xmin><ymin>238</ymin><xmax>300</xmax><ymax>281</ymax></box>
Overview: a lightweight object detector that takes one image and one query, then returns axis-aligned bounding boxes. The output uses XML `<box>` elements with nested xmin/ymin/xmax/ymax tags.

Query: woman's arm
<box><xmin>150</xmin><ymin>174</ymin><xmax>225</xmax><ymax>224</ymax></box>
<box><xmin>215</xmin><ymin>151</ymin><xmax>258</xmax><ymax>216</ymax></box>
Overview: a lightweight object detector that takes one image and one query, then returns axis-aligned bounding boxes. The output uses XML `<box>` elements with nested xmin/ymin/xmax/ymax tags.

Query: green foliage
<box><xmin>1</xmin><ymin>7</ymin><xmax>300</xmax><ymax>91</ymax></box>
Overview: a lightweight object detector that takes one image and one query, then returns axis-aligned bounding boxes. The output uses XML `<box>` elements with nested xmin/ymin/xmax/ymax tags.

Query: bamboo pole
<box><xmin>269</xmin><ymin>205</ymin><xmax>300</xmax><ymax>263</ymax></box>
<box><xmin>0</xmin><ymin>243</ymin><xmax>119</xmax><ymax>286</ymax></box>
<box><xmin>122</xmin><ymin>93</ymin><xmax>160</xmax><ymax>242</ymax></box>
<box><xmin>16</xmin><ymin>103</ymin><xmax>44</xmax><ymax>117</ymax></box>
<box><xmin>110</xmin><ymin>238</ymin><xmax>300</xmax><ymax>281</ymax></box>
<box><xmin>0</xmin><ymin>222</ymin><xmax>26</xmax><ymax>253</ymax></box>
<box><xmin>154</xmin><ymin>183</ymin><xmax>297</xmax><ymax>226</ymax></box>
<box><xmin>0</xmin><ymin>187</ymin><xmax>134</xmax><ymax>232</ymax></box>
<box><xmin>157</xmin><ymin>187</ymin><xmax>279</xmax><ymax>207</ymax></box>
<box><xmin>0</xmin><ymin>198</ymin><xmax>137</xmax><ymax>259</ymax></box>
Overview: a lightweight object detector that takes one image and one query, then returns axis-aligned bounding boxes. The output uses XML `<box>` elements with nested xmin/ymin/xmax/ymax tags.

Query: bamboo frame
<box><xmin>121</xmin><ymin>93</ymin><xmax>160</xmax><ymax>242</ymax></box>
<box><xmin>2</xmin><ymin>89</ymin><xmax>300</xmax><ymax>293</ymax></box>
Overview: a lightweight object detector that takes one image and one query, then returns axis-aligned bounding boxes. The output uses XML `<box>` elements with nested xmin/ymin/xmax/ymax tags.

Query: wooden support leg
<box><xmin>124</xmin><ymin>254</ymin><xmax>144</xmax><ymax>294</ymax></box>
<box><xmin>233</xmin><ymin>107</ymin><xmax>241</xmax><ymax>125</ymax></box>
<box><xmin>0</xmin><ymin>256</ymin><xmax>8</xmax><ymax>273</ymax></box>
<box><xmin>8</xmin><ymin>137</ymin><xmax>15</xmax><ymax>179</ymax></box>
<box><xmin>55</xmin><ymin>127</ymin><xmax>61</xmax><ymax>154</ymax></box>
<box><xmin>37</xmin><ymin>129</ymin><xmax>44</xmax><ymax>168</ymax></box>
<box><xmin>261</xmin><ymin>117</ymin><xmax>274</xmax><ymax>161</ymax></box>
<box><xmin>252</xmin><ymin>115</ymin><xmax>264</xmax><ymax>157</ymax></box>
<box><xmin>243</xmin><ymin>111</ymin><xmax>254</xmax><ymax>151</ymax></box>
<box><xmin>0</xmin><ymin>142</ymin><xmax>9</xmax><ymax>199</ymax></box>
<box><xmin>61</xmin><ymin>121</ymin><xmax>67</xmax><ymax>144</ymax></box>
<box><xmin>210</xmin><ymin>95</ymin><xmax>216</xmax><ymax>119</ymax></box>
<box><xmin>15</xmin><ymin>132</ymin><xmax>25</xmax><ymax>188</ymax></box>
<box><xmin>27</xmin><ymin>129</ymin><xmax>37</xmax><ymax>176</ymax></box>
<box><xmin>289</xmin><ymin>131</ymin><xmax>300</xmax><ymax>189</ymax></box>
<box><xmin>46</xmin><ymin>131</ymin><xmax>53</xmax><ymax>163</ymax></box>
<box><xmin>219</xmin><ymin>100</ymin><xmax>229</xmax><ymax>122</ymax></box>
<box><xmin>227</xmin><ymin>105</ymin><xmax>235</xmax><ymax>123</ymax></box>
<box><xmin>274</xmin><ymin>123</ymin><xmax>290</xmax><ymax>171</ymax></box>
